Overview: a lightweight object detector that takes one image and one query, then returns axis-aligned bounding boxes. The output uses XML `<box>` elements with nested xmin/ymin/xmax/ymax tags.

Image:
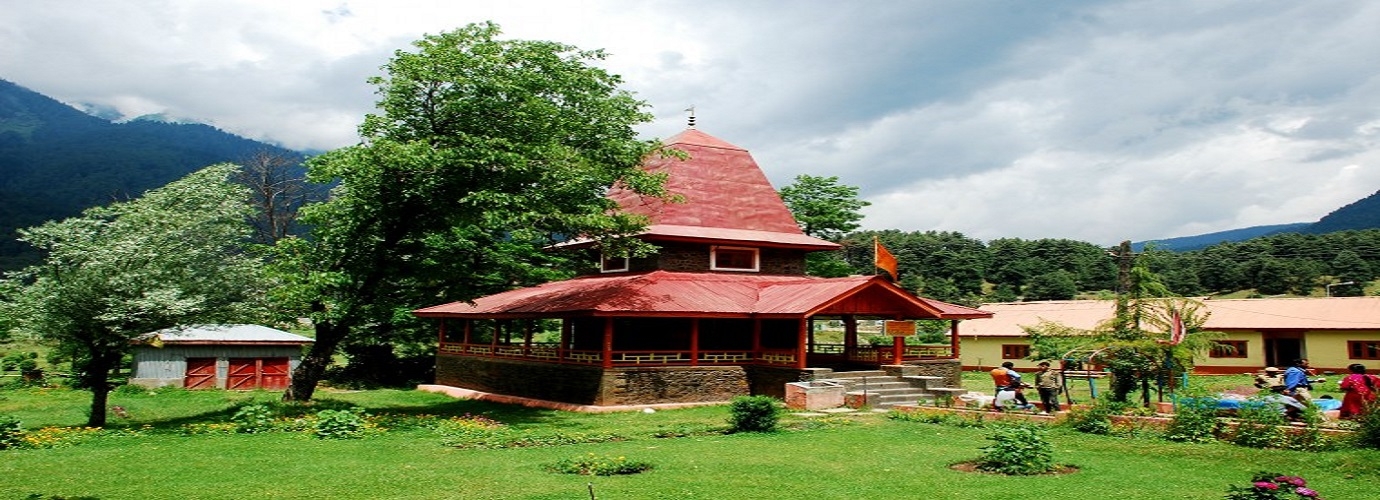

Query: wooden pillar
<box><xmin>438</xmin><ymin>319</ymin><xmax>447</xmax><ymax>344</ymax></box>
<box><xmin>796</xmin><ymin>318</ymin><xmax>808</xmax><ymax>369</ymax></box>
<box><xmin>843</xmin><ymin>315</ymin><xmax>858</xmax><ymax>357</ymax></box>
<box><xmin>752</xmin><ymin>318</ymin><xmax>763</xmax><ymax>362</ymax></box>
<box><xmin>559</xmin><ymin>319</ymin><xmax>571</xmax><ymax>361</ymax></box>
<box><xmin>462</xmin><ymin>319</ymin><xmax>473</xmax><ymax>345</ymax></box>
<box><xmin>950</xmin><ymin>319</ymin><xmax>961</xmax><ymax>359</ymax></box>
<box><xmin>602</xmin><ymin>317</ymin><xmax>614</xmax><ymax>369</ymax></box>
<box><xmin>490</xmin><ymin>321</ymin><xmax>500</xmax><ymax>349</ymax></box>
<box><xmin>892</xmin><ymin>335</ymin><xmax>904</xmax><ymax>365</ymax></box>
<box><xmin>807</xmin><ymin>317</ymin><xmax>815</xmax><ymax>353</ymax></box>
<box><xmin>690</xmin><ymin>318</ymin><xmax>700</xmax><ymax>366</ymax></box>
<box><xmin>523</xmin><ymin>320</ymin><xmax>533</xmax><ymax>354</ymax></box>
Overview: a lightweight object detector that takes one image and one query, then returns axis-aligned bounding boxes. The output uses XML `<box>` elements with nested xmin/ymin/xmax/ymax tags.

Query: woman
<box><xmin>1338</xmin><ymin>363</ymin><xmax>1379</xmax><ymax>419</ymax></box>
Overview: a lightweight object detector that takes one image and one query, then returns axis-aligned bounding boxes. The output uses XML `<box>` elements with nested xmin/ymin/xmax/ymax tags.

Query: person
<box><xmin>1283</xmin><ymin>358</ymin><xmax>1322</xmax><ymax>405</ymax></box>
<box><xmin>1034</xmin><ymin>361</ymin><xmax>1063</xmax><ymax>414</ymax></box>
<box><xmin>1338</xmin><ymin>363</ymin><xmax>1379</xmax><ymax>419</ymax></box>
<box><xmin>990</xmin><ymin>361</ymin><xmax>1031</xmax><ymax>410</ymax></box>
<box><xmin>1253</xmin><ymin>367</ymin><xmax>1284</xmax><ymax>393</ymax></box>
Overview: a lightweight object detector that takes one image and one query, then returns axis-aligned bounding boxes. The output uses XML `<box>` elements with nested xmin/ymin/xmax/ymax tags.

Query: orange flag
<box><xmin>875</xmin><ymin>236</ymin><xmax>898</xmax><ymax>281</ymax></box>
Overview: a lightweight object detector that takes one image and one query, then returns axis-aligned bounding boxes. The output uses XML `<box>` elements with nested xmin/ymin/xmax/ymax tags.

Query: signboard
<box><xmin>884</xmin><ymin>320</ymin><xmax>916</xmax><ymax>336</ymax></box>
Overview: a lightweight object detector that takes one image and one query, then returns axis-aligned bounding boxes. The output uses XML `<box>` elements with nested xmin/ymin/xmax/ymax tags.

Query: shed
<box><xmin>130</xmin><ymin>324</ymin><xmax>313</xmax><ymax>390</ymax></box>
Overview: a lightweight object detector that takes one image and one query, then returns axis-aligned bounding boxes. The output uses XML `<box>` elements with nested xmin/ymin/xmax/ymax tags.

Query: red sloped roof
<box><xmin>413</xmin><ymin>270</ymin><xmax>990</xmax><ymax>320</ymax></box>
<box><xmin>606</xmin><ymin>129</ymin><xmax>839</xmax><ymax>250</ymax></box>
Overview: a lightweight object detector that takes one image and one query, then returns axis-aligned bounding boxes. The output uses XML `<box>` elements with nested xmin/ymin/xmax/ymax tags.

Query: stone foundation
<box><xmin>435</xmin><ymin>355</ymin><xmax>757</xmax><ymax>406</ymax></box>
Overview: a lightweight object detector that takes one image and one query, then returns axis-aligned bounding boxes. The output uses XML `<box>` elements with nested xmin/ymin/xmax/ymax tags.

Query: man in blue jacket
<box><xmin>1283</xmin><ymin>358</ymin><xmax>1316</xmax><ymax>405</ymax></box>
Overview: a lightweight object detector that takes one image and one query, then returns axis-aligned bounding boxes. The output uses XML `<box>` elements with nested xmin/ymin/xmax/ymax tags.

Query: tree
<box><xmin>234</xmin><ymin>149</ymin><xmax>313</xmax><ymax>245</ymax></box>
<box><xmin>1025</xmin><ymin>270</ymin><xmax>1078</xmax><ymax>301</ymax></box>
<box><xmin>779</xmin><ymin>175</ymin><xmax>869</xmax><ymax>277</ymax></box>
<box><xmin>779</xmin><ymin>174</ymin><xmax>869</xmax><ymax>241</ymax></box>
<box><xmin>274</xmin><ymin>23</ymin><xmax>666</xmax><ymax>401</ymax></box>
<box><xmin>1</xmin><ymin>164</ymin><xmax>266</xmax><ymax>427</ymax></box>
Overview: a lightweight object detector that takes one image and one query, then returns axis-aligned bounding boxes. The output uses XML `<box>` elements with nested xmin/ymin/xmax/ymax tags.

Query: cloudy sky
<box><xmin>3</xmin><ymin>1</ymin><xmax>1379</xmax><ymax>245</ymax></box>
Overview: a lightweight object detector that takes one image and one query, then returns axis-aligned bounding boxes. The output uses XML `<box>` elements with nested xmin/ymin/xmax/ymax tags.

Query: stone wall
<box><xmin>435</xmin><ymin>355</ymin><xmax>754</xmax><ymax>405</ymax></box>
<box><xmin>745</xmin><ymin>365</ymin><xmax>816</xmax><ymax>398</ymax></box>
<box><xmin>879</xmin><ymin>359</ymin><xmax>963</xmax><ymax>387</ymax></box>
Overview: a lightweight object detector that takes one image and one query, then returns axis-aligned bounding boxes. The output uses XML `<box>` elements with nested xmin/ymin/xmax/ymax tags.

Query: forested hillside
<box><xmin>0</xmin><ymin>79</ymin><xmax>305</xmax><ymax>269</ymax></box>
<box><xmin>828</xmin><ymin>229</ymin><xmax>1380</xmax><ymax>305</ymax></box>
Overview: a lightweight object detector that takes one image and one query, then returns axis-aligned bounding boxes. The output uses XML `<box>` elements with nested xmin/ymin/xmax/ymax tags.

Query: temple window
<box><xmin>710</xmin><ymin>246</ymin><xmax>759</xmax><ymax>272</ymax></box>
<box><xmin>600</xmin><ymin>255</ymin><xmax>629</xmax><ymax>273</ymax></box>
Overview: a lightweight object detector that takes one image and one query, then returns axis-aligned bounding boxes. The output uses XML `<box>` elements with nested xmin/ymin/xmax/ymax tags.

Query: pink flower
<box><xmin>1276</xmin><ymin>476</ymin><xmax>1306</xmax><ymax>487</ymax></box>
<box><xmin>1254</xmin><ymin>481</ymin><xmax>1278</xmax><ymax>490</ymax></box>
<box><xmin>1295</xmin><ymin>487</ymin><xmax>1318</xmax><ymax>497</ymax></box>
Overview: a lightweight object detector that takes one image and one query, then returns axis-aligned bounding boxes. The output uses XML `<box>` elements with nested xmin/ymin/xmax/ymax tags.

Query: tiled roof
<box><xmin>962</xmin><ymin>297</ymin><xmax>1380</xmax><ymax>337</ymax></box>
<box><xmin>605</xmin><ymin>129</ymin><xmax>839</xmax><ymax>250</ymax></box>
<box><xmin>414</xmin><ymin>270</ymin><xmax>990</xmax><ymax>320</ymax></box>
<box><xmin>136</xmin><ymin>324</ymin><xmax>314</xmax><ymax>345</ymax></box>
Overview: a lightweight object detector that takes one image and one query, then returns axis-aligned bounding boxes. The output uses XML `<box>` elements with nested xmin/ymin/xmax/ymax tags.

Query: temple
<box><xmin>414</xmin><ymin>128</ymin><xmax>990</xmax><ymax>407</ymax></box>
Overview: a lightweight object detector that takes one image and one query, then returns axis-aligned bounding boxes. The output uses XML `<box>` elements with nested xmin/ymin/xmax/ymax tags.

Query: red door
<box><xmin>260</xmin><ymin>358</ymin><xmax>290</xmax><ymax>390</ymax></box>
<box><xmin>227</xmin><ymin>358</ymin><xmax>260</xmax><ymax>390</ymax></box>
<box><xmin>183</xmin><ymin>358</ymin><xmax>217</xmax><ymax>389</ymax></box>
<box><xmin>227</xmin><ymin>358</ymin><xmax>292</xmax><ymax>390</ymax></box>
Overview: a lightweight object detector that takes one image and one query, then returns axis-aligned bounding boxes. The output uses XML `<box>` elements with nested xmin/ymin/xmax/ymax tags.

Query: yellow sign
<box><xmin>884</xmin><ymin>320</ymin><xmax>916</xmax><ymax>336</ymax></box>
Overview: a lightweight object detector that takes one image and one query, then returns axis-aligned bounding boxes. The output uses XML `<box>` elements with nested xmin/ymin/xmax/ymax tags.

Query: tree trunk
<box><xmin>85</xmin><ymin>360</ymin><xmax>112</xmax><ymax>428</ymax></box>
<box><xmin>283</xmin><ymin>321</ymin><xmax>348</xmax><ymax>402</ymax></box>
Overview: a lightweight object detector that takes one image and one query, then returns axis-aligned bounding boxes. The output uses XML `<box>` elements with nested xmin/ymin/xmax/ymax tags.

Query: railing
<box><xmin>437</xmin><ymin>341</ymin><xmax>953</xmax><ymax>367</ymax></box>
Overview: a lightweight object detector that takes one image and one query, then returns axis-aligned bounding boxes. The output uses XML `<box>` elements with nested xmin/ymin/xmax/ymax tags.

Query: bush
<box><xmin>112</xmin><ymin>384</ymin><xmax>150</xmax><ymax>396</ymax></box>
<box><xmin>1282</xmin><ymin>404</ymin><xmax>1335</xmax><ymax>452</ymax></box>
<box><xmin>231</xmin><ymin>404</ymin><xmax>276</xmax><ymax>434</ymax></box>
<box><xmin>546</xmin><ymin>453</ymin><xmax>652</xmax><ymax>476</ymax></box>
<box><xmin>727</xmin><ymin>395</ymin><xmax>779</xmax><ymax>433</ymax></box>
<box><xmin>1064</xmin><ymin>399</ymin><xmax>1128</xmax><ymax>435</ymax></box>
<box><xmin>1351</xmin><ymin>402</ymin><xmax>1380</xmax><ymax>449</ymax></box>
<box><xmin>1232</xmin><ymin>398</ymin><xmax>1286</xmax><ymax>449</ymax></box>
<box><xmin>1163</xmin><ymin>395</ymin><xmax>1220</xmax><ymax>443</ymax></box>
<box><xmin>313</xmin><ymin>408</ymin><xmax>368</xmax><ymax>439</ymax></box>
<box><xmin>0</xmin><ymin>414</ymin><xmax>23</xmax><ymax>450</ymax></box>
<box><xmin>1224</xmin><ymin>472</ymin><xmax>1323</xmax><ymax>499</ymax></box>
<box><xmin>976</xmin><ymin>423</ymin><xmax>1055</xmax><ymax>475</ymax></box>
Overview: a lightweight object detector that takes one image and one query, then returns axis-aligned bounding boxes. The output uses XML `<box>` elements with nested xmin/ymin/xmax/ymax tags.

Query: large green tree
<box><xmin>1</xmin><ymin>163</ymin><xmax>266</xmax><ymax>426</ymax></box>
<box><xmin>779</xmin><ymin>175</ymin><xmax>869</xmax><ymax>277</ymax></box>
<box><xmin>274</xmin><ymin>23</ymin><xmax>666</xmax><ymax>401</ymax></box>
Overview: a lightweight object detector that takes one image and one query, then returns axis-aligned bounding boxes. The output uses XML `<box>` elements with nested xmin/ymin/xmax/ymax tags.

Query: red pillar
<box><xmin>892</xmin><ymin>336</ymin><xmax>904</xmax><ymax>365</ymax></box>
<box><xmin>559</xmin><ymin>319</ymin><xmax>571</xmax><ymax>361</ymax></box>
<box><xmin>843</xmin><ymin>315</ymin><xmax>857</xmax><ymax>358</ymax></box>
<box><xmin>462</xmin><ymin>319</ymin><xmax>472</xmax><ymax>344</ymax></box>
<box><xmin>752</xmin><ymin>318</ymin><xmax>762</xmax><ymax>361</ymax></box>
<box><xmin>602</xmin><ymin>317</ymin><xmax>614</xmax><ymax>369</ymax></box>
<box><xmin>796</xmin><ymin>318</ymin><xmax>808</xmax><ymax>369</ymax></box>
<box><xmin>690</xmin><ymin>318</ymin><xmax>700</xmax><ymax>366</ymax></box>
<box><xmin>950</xmin><ymin>319</ymin><xmax>961</xmax><ymax>359</ymax></box>
<box><xmin>523</xmin><ymin>320</ymin><xmax>533</xmax><ymax>355</ymax></box>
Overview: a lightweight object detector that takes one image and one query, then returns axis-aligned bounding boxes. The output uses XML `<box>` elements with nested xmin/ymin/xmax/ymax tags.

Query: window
<box><xmin>1349</xmin><ymin>341</ymin><xmax>1380</xmax><ymax>360</ymax></box>
<box><xmin>710</xmin><ymin>246</ymin><xmax>759</xmax><ymax>272</ymax></box>
<box><xmin>1210</xmin><ymin>340</ymin><xmax>1248</xmax><ymax>358</ymax></box>
<box><xmin>1001</xmin><ymin>344</ymin><xmax>1030</xmax><ymax>359</ymax></box>
<box><xmin>600</xmin><ymin>255</ymin><xmax>629</xmax><ymax>273</ymax></box>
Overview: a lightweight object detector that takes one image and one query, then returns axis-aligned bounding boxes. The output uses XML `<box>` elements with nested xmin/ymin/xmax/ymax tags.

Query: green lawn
<box><xmin>2</xmin><ymin>387</ymin><xmax>1379</xmax><ymax>499</ymax></box>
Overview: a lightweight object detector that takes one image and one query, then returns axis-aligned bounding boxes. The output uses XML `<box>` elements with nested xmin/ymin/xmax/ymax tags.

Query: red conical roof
<box><xmin>608</xmin><ymin>129</ymin><xmax>839</xmax><ymax>250</ymax></box>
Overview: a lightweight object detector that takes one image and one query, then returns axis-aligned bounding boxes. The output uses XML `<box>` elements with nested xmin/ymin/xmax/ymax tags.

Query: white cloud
<box><xmin>2</xmin><ymin>0</ymin><xmax>1379</xmax><ymax>243</ymax></box>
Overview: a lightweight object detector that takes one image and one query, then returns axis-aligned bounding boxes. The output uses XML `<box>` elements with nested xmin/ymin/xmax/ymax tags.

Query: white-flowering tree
<box><xmin>2</xmin><ymin>163</ymin><xmax>268</xmax><ymax>426</ymax></box>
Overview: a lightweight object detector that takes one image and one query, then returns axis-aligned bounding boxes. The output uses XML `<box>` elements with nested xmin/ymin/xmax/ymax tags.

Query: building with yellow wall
<box><xmin>960</xmin><ymin>297</ymin><xmax>1380</xmax><ymax>375</ymax></box>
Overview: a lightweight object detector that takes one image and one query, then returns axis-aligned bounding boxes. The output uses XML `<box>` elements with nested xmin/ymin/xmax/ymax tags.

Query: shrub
<box><xmin>313</xmin><ymin>408</ymin><xmax>368</xmax><ymax>439</ymax></box>
<box><xmin>112</xmin><ymin>384</ymin><xmax>150</xmax><ymax>396</ymax></box>
<box><xmin>1064</xmin><ymin>399</ymin><xmax>1128</xmax><ymax>435</ymax></box>
<box><xmin>1163</xmin><ymin>395</ymin><xmax>1220</xmax><ymax>443</ymax></box>
<box><xmin>1232</xmin><ymin>398</ymin><xmax>1286</xmax><ymax>449</ymax></box>
<box><xmin>1351</xmin><ymin>402</ymin><xmax>1380</xmax><ymax>449</ymax></box>
<box><xmin>546</xmin><ymin>453</ymin><xmax>653</xmax><ymax>476</ymax></box>
<box><xmin>727</xmin><ymin>395</ymin><xmax>779</xmax><ymax>433</ymax></box>
<box><xmin>976</xmin><ymin>423</ymin><xmax>1055</xmax><ymax>475</ymax></box>
<box><xmin>231</xmin><ymin>404</ymin><xmax>276</xmax><ymax>434</ymax></box>
<box><xmin>1282</xmin><ymin>404</ymin><xmax>1335</xmax><ymax>452</ymax></box>
<box><xmin>0</xmin><ymin>414</ymin><xmax>23</xmax><ymax>450</ymax></box>
<box><xmin>1224</xmin><ymin>472</ymin><xmax>1323</xmax><ymax>499</ymax></box>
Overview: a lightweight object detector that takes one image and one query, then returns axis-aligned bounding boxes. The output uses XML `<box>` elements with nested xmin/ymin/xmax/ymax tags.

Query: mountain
<box><xmin>1305</xmin><ymin>189</ymin><xmax>1380</xmax><ymax>235</ymax></box>
<box><xmin>0</xmin><ymin>79</ymin><xmax>306</xmax><ymax>270</ymax></box>
<box><xmin>1136</xmin><ymin>189</ymin><xmax>1380</xmax><ymax>252</ymax></box>
<box><xmin>1133</xmin><ymin>223</ymin><xmax>1312</xmax><ymax>252</ymax></box>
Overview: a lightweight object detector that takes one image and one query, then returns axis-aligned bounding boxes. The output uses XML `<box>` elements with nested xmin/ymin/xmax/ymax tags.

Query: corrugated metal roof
<box><xmin>963</xmin><ymin>297</ymin><xmax>1380</xmax><ymax>337</ymax></box>
<box><xmin>414</xmin><ymin>270</ymin><xmax>990</xmax><ymax>320</ymax></box>
<box><xmin>137</xmin><ymin>324</ymin><xmax>314</xmax><ymax>345</ymax></box>
<box><xmin>605</xmin><ymin>129</ymin><xmax>839</xmax><ymax>250</ymax></box>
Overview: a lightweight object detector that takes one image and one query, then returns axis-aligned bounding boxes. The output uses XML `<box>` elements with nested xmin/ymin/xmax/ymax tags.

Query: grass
<box><xmin>2</xmin><ymin>386</ymin><xmax>1380</xmax><ymax>499</ymax></box>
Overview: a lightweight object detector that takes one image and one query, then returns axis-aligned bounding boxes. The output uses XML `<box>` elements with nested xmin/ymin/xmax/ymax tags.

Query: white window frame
<box><xmin>600</xmin><ymin>255</ymin><xmax>629</xmax><ymax>273</ymax></box>
<box><xmin>710</xmin><ymin>246</ymin><xmax>760</xmax><ymax>272</ymax></box>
